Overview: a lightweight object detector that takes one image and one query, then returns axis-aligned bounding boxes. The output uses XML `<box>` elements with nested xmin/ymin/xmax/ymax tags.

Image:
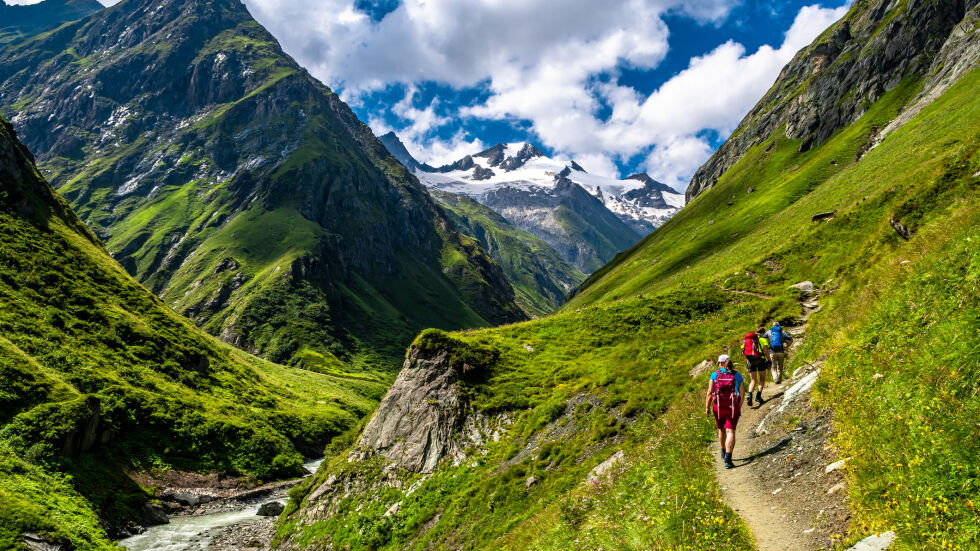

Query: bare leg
<box><xmin>725</xmin><ymin>428</ymin><xmax>737</xmax><ymax>453</ymax></box>
<box><xmin>748</xmin><ymin>370</ymin><xmax>758</xmax><ymax>394</ymax></box>
<box><xmin>718</xmin><ymin>428</ymin><xmax>725</xmax><ymax>453</ymax></box>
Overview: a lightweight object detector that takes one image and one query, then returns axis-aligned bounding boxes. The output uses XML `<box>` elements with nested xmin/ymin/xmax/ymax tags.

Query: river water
<box><xmin>120</xmin><ymin>458</ymin><xmax>323</xmax><ymax>551</ymax></box>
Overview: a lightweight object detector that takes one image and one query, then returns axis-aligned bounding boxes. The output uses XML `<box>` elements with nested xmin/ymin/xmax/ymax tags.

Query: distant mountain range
<box><xmin>379</xmin><ymin>133</ymin><xmax>685</xmax><ymax>273</ymax></box>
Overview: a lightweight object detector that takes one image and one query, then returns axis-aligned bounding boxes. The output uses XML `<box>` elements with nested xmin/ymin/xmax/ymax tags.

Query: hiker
<box><xmin>742</xmin><ymin>331</ymin><xmax>767</xmax><ymax>406</ymax></box>
<box><xmin>756</xmin><ymin>327</ymin><xmax>771</xmax><ymax>395</ymax></box>
<box><xmin>706</xmin><ymin>354</ymin><xmax>744</xmax><ymax>469</ymax></box>
<box><xmin>764</xmin><ymin>322</ymin><xmax>793</xmax><ymax>384</ymax></box>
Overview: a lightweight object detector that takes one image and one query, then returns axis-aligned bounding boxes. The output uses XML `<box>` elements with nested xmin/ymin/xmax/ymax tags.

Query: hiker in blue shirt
<box><xmin>764</xmin><ymin>322</ymin><xmax>793</xmax><ymax>384</ymax></box>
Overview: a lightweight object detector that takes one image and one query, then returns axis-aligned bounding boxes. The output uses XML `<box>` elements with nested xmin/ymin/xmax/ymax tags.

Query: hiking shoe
<box><xmin>747</xmin><ymin>394</ymin><xmax>753</xmax><ymax>407</ymax></box>
<box><xmin>756</xmin><ymin>391</ymin><xmax>764</xmax><ymax>404</ymax></box>
<box><xmin>724</xmin><ymin>455</ymin><xmax>735</xmax><ymax>469</ymax></box>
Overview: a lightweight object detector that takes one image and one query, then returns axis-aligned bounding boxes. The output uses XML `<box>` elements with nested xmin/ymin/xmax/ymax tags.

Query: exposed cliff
<box><xmin>687</xmin><ymin>0</ymin><xmax>980</xmax><ymax>201</ymax></box>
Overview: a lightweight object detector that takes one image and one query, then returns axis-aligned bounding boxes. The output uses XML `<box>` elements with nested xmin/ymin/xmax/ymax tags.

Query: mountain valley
<box><xmin>0</xmin><ymin>0</ymin><xmax>525</xmax><ymax>379</ymax></box>
<box><xmin>1</xmin><ymin>0</ymin><xmax>979</xmax><ymax>549</ymax></box>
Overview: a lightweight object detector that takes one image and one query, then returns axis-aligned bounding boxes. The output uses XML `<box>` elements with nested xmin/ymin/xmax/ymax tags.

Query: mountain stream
<box><xmin>120</xmin><ymin>457</ymin><xmax>323</xmax><ymax>551</ymax></box>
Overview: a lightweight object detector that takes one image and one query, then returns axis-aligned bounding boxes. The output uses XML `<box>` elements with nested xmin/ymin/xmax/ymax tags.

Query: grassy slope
<box><xmin>1</xmin><ymin>3</ymin><xmax>523</xmax><ymax>381</ymax></box>
<box><xmin>0</xmin><ymin>117</ymin><xmax>383</xmax><ymax>547</ymax></box>
<box><xmin>280</xmin><ymin>63</ymin><xmax>980</xmax><ymax>549</ymax></box>
<box><xmin>564</xmin><ymin>63</ymin><xmax>980</xmax><ymax>548</ymax></box>
<box><xmin>278</xmin><ymin>286</ymin><xmax>774</xmax><ymax>550</ymax></box>
<box><xmin>432</xmin><ymin>190</ymin><xmax>586</xmax><ymax>317</ymax></box>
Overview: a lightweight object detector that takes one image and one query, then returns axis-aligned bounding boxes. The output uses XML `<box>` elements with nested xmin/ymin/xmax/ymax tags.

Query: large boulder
<box><xmin>257</xmin><ymin>501</ymin><xmax>285</xmax><ymax>517</ymax></box>
<box><xmin>141</xmin><ymin>503</ymin><xmax>170</xmax><ymax>525</ymax></box>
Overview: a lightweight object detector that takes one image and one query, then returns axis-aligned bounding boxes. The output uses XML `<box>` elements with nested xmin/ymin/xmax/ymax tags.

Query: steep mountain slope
<box><xmin>0</xmin><ymin>0</ymin><xmax>525</xmax><ymax>376</ymax></box>
<box><xmin>687</xmin><ymin>0</ymin><xmax>979</xmax><ymax>202</ymax></box>
<box><xmin>380</xmin><ymin>133</ymin><xmax>684</xmax><ymax>272</ymax></box>
<box><xmin>278</xmin><ymin>1</ymin><xmax>980</xmax><ymax>549</ymax></box>
<box><xmin>0</xmin><ymin>115</ymin><xmax>381</xmax><ymax>548</ymax></box>
<box><xmin>430</xmin><ymin>189</ymin><xmax>586</xmax><ymax>316</ymax></box>
<box><xmin>0</xmin><ymin>0</ymin><xmax>102</xmax><ymax>44</ymax></box>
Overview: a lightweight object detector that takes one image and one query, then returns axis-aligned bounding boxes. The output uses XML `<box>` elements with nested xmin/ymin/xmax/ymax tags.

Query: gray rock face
<box><xmin>141</xmin><ymin>503</ymin><xmax>170</xmax><ymax>526</ymax></box>
<box><xmin>687</xmin><ymin>0</ymin><xmax>980</xmax><ymax>202</ymax></box>
<box><xmin>482</xmin><ymin>177</ymin><xmax>642</xmax><ymax>273</ymax></box>
<box><xmin>354</xmin><ymin>348</ymin><xmax>480</xmax><ymax>473</ymax></box>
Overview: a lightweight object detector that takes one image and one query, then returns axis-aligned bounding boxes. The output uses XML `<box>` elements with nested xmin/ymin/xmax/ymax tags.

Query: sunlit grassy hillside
<box><xmin>0</xmin><ymin>116</ymin><xmax>383</xmax><ymax>547</ymax></box>
<box><xmin>280</xmin><ymin>58</ymin><xmax>980</xmax><ymax>550</ymax></box>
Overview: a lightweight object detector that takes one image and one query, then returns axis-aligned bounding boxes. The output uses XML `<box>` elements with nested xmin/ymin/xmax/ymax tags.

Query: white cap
<box><xmin>773</xmin><ymin>321</ymin><xmax>780</xmax><ymax>327</ymax></box>
<box><xmin>718</xmin><ymin>354</ymin><xmax>730</xmax><ymax>363</ymax></box>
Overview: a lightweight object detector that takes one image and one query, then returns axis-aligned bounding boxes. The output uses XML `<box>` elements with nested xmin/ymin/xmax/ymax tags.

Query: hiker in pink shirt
<box><xmin>706</xmin><ymin>354</ymin><xmax>745</xmax><ymax>469</ymax></box>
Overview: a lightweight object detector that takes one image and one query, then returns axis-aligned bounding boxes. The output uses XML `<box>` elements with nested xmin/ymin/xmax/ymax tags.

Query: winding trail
<box><xmin>710</xmin><ymin>286</ymin><xmax>837</xmax><ymax>550</ymax></box>
<box><xmin>713</xmin><ymin>384</ymin><xmax>803</xmax><ymax>551</ymax></box>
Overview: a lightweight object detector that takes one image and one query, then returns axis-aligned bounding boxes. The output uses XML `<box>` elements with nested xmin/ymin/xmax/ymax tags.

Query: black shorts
<box><xmin>747</xmin><ymin>356</ymin><xmax>768</xmax><ymax>372</ymax></box>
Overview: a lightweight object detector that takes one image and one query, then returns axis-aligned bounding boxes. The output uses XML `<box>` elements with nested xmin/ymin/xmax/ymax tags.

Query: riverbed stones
<box><xmin>257</xmin><ymin>501</ymin><xmax>285</xmax><ymax>517</ymax></box>
<box><xmin>141</xmin><ymin>503</ymin><xmax>170</xmax><ymax>525</ymax></box>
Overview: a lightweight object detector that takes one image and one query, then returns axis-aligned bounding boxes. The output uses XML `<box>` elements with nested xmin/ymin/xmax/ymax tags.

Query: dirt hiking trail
<box><xmin>711</xmin><ymin>283</ymin><xmax>852</xmax><ymax>550</ymax></box>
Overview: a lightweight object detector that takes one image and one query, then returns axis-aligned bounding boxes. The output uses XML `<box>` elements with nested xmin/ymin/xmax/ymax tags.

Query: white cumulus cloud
<box><xmin>240</xmin><ymin>0</ymin><xmax>847</xmax><ymax>189</ymax></box>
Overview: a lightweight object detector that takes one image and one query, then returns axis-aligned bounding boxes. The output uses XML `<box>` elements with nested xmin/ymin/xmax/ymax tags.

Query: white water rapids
<box><xmin>120</xmin><ymin>457</ymin><xmax>323</xmax><ymax>551</ymax></box>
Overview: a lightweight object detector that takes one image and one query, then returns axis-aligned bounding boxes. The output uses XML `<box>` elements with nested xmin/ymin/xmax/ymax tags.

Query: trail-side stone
<box><xmin>846</xmin><ymin>531</ymin><xmax>897</xmax><ymax>550</ymax></box>
<box><xmin>756</xmin><ymin>370</ymin><xmax>820</xmax><ymax>434</ymax></box>
<box><xmin>825</xmin><ymin>459</ymin><xmax>847</xmax><ymax>474</ymax></box>
<box><xmin>586</xmin><ymin>451</ymin><xmax>624</xmax><ymax>484</ymax></box>
<box><xmin>690</xmin><ymin>360</ymin><xmax>714</xmax><ymax>378</ymax></box>
<box><xmin>790</xmin><ymin>281</ymin><xmax>816</xmax><ymax>297</ymax></box>
<box><xmin>257</xmin><ymin>501</ymin><xmax>284</xmax><ymax>517</ymax></box>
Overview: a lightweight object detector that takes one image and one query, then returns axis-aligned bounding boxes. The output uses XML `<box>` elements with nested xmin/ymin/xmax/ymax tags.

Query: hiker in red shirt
<box><xmin>706</xmin><ymin>354</ymin><xmax>745</xmax><ymax>469</ymax></box>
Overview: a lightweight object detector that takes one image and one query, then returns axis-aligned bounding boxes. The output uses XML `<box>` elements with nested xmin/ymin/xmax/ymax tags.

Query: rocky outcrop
<box><xmin>353</xmin><ymin>346</ymin><xmax>495</xmax><ymax>473</ymax></box>
<box><xmin>687</xmin><ymin>0</ymin><xmax>980</xmax><ymax>202</ymax></box>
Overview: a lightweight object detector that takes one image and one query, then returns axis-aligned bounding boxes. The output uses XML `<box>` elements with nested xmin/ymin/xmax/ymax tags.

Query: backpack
<box><xmin>770</xmin><ymin>326</ymin><xmax>785</xmax><ymax>351</ymax></box>
<box><xmin>713</xmin><ymin>369</ymin><xmax>740</xmax><ymax>418</ymax></box>
<box><xmin>743</xmin><ymin>333</ymin><xmax>762</xmax><ymax>357</ymax></box>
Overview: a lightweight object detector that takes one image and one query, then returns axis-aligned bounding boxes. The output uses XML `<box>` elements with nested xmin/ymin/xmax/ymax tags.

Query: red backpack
<box><xmin>713</xmin><ymin>369</ymin><xmax>740</xmax><ymax>418</ymax></box>
<box><xmin>743</xmin><ymin>333</ymin><xmax>762</xmax><ymax>358</ymax></box>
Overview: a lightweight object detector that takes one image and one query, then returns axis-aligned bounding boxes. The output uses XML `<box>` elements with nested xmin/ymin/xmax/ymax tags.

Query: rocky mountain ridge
<box><xmin>0</xmin><ymin>0</ymin><xmax>526</xmax><ymax>372</ymax></box>
<box><xmin>687</xmin><ymin>0</ymin><xmax>980</xmax><ymax>201</ymax></box>
<box><xmin>0</xmin><ymin>0</ymin><xmax>102</xmax><ymax>43</ymax></box>
<box><xmin>379</xmin><ymin>132</ymin><xmax>685</xmax><ymax>272</ymax></box>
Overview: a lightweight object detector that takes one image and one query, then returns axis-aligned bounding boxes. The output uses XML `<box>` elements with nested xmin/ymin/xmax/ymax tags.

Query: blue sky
<box><xmin>20</xmin><ymin>0</ymin><xmax>850</xmax><ymax>189</ymax></box>
<box><xmin>239</xmin><ymin>0</ymin><xmax>848</xmax><ymax>190</ymax></box>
